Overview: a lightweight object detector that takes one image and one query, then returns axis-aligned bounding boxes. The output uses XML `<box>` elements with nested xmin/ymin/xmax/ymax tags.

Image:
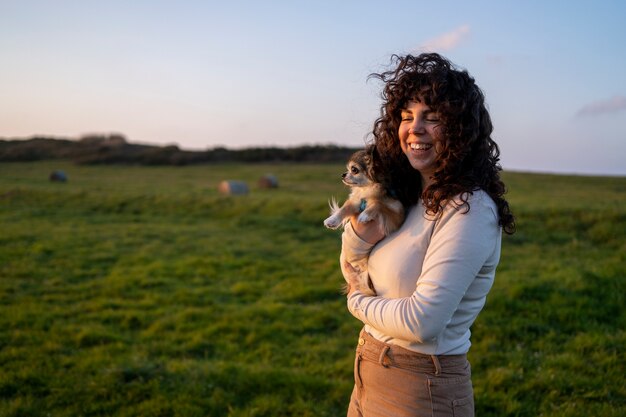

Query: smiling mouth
<box><xmin>409</xmin><ymin>143</ymin><xmax>433</xmax><ymax>151</ymax></box>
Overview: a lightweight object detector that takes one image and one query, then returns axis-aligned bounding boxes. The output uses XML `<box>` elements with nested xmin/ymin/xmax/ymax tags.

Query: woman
<box><xmin>341</xmin><ymin>53</ymin><xmax>515</xmax><ymax>417</ymax></box>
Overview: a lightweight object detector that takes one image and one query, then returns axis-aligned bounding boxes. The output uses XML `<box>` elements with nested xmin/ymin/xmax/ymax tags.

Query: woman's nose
<box><xmin>409</xmin><ymin>118</ymin><xmax>425</xmax><ymax>134</ymax></box>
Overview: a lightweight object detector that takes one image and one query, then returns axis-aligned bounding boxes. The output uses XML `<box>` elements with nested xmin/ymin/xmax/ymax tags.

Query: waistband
<box><xmin>356</xmin><ymin>329</ymin><xmax>468</xmax><ymax>375</ymax></box>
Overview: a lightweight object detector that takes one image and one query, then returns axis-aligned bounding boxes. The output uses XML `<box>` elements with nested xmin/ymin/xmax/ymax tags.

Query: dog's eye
<box><xmin>351</xmin><ymin>166</ymin><xmax>359</xmax><ymax>174</ymax></box>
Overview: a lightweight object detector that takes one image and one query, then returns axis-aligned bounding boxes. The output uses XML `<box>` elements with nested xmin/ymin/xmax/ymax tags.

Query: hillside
<box><xmin>0</xmin><ymin>135</ymin><xmax>359</xmax><ymax>165</ymax></box>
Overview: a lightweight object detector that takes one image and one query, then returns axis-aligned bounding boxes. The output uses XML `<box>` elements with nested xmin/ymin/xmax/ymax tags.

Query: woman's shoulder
<box><xmin>447</xmin><ymin>189</ymin><xmax>498</xmax><ymax>219</ymax></box>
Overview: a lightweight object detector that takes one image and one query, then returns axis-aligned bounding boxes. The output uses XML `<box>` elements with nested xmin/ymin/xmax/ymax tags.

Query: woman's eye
<box><xmin>425</xmin><ymin>113</ymin><xmax>440</xmax><ymax>123</ymax></box>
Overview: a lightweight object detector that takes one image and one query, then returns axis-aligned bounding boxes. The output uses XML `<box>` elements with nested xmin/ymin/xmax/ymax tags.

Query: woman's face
<box><xmin>398</xmin><ymin>100</ymin><xmax>442</xmax><ymax>187</ymax></box>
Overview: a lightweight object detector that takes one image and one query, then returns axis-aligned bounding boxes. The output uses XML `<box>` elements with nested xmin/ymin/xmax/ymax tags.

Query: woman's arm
<box><xmin>346</xmin><ymin>197</ymin><xmax>500</xmax><ymax>343</ymax></box>
<box><xmin>339</xmin><ymin>221</ymin><xmax>376</xmax><ymax>292</ymax></box>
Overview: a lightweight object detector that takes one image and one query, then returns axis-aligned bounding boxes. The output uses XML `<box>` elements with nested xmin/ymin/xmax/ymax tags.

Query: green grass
<box><xmin>1</xmin><ymin>161</ymin><xmax>624</xmax><ymax>416</ymax></box>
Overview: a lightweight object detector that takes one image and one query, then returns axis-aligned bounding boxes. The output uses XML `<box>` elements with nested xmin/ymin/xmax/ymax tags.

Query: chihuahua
<box><xmin>324</xmin><ymin>147</ymin><xmax>405</xmax><ymax>295</ymax></box>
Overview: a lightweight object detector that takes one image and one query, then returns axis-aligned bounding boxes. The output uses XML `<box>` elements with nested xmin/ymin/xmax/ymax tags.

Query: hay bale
<box><xmin>258</xmin><ymin>174</ymin><xmax>279</xmax><ymax>189</ymax></box>
<box><xmin>218</xmin><ymin>180</ymin><xmax>249</xmax><ymax>195</ymax></box>
<box><xmin>49</xmin><ymin>170</ymin><xmax>67</xmax><ymax>182</ymax></box>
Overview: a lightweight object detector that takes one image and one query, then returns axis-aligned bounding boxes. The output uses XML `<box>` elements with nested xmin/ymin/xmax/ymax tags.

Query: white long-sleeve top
<box><xmin>342</xmin><ymin>190</ymin><xmax>502</xmax><ymax>355</ymax></box>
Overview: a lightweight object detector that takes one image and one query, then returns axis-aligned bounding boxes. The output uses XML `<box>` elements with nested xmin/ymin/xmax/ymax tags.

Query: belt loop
<box><xmin>430</xmin><ymin>355</ymin><xmax>442</xmax><ymax>375</ymax></box>
<box><xmin>378</xmin><ymin>346</ymin><xmax>391</xmax><ymax>368</ymax></box>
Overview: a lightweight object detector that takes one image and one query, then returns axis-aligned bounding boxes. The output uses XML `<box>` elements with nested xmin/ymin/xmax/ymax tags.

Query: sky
<box><xmin>1</xmin><ymin>0</ymin><xmax>625</xmax><ymax>176</ymax></box>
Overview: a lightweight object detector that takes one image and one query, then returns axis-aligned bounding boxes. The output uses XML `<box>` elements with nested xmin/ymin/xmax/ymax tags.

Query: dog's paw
<box><xmin>324</xmin><ymin>216</ymin><xmax>342</xmax><ymax>229</ymax></box>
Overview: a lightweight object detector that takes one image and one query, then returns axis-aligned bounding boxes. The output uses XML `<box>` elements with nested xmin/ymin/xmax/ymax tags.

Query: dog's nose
<box><xmin>342</xmin><ymin>173</ymin><xmax>347</xmax><ymax>178</ymax></box>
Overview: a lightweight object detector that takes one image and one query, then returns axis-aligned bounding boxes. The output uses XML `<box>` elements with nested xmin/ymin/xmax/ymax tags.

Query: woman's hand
<box><xmin>350</xmin><ymin>215</ymin><xmax>385</xmax><ymax>244</ymax></box>
<box><xmin>341</xmin><ymin>253</ymin><xmax>378</xmax><ymax>296</ymax></box>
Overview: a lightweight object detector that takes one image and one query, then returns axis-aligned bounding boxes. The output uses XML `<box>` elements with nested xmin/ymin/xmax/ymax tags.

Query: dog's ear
<box><xmin>361</xmin><ymin>150</ymin><xmax>375</xmax><ymax>181</ymax></box>
<box><xmin>364</xmin><ymin>145</ymin><xmax>378</xmax><ymax>181</ymax></box>
<box><xmin>366</xmin><ymin>159</ymin><xmax>375</xmax><ymax>181</ymax></box>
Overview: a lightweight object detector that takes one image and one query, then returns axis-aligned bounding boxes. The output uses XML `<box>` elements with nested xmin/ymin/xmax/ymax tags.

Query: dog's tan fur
<box><xmin>324</xmin><ymin>148</ymin><xmax>405</xmax><ymax>295</ymax></box>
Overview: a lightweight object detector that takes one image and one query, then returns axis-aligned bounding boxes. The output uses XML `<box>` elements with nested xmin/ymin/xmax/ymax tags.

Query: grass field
<box><xmin>1</xmin><ymin>161</ymin><xmax>624</xmax><ymax>416</ymax></box>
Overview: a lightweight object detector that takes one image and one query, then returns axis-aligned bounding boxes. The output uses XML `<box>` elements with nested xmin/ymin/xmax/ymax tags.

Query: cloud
<box><xmin>418</xmin><ymin>25</ymin><xmax>471</xmax><ymax>52</ymax></box>
<box><xmin>576</xmin><ymin>95</ymin><xmax>626</xmax><ymax>117</ymax></box>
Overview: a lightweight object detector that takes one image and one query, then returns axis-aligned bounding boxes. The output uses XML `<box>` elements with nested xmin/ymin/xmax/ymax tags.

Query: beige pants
<box><xmin>347</xmin><ymin>329</ymin><xmax>474</xmax><ymax>417</ymax></box>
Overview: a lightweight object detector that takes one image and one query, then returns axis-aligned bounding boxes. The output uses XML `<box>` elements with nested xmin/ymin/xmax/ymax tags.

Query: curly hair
<box><xmin>368</xmin><ymin>53</ymin><xmax>515</xmax><ymax>234</ymax></box>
